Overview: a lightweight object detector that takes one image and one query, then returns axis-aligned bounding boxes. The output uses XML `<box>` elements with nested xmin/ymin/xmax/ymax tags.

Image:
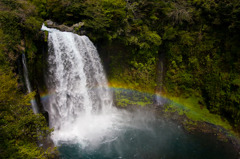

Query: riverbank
<box><xmin>154</xmin><ymin>104</ymin><xmax>240</xmax><ymax>155</ymax></box>
<box><xmin>110</xmin><ymin>84</ymin><xmax>240</xmax><ymax>156</ymax></box>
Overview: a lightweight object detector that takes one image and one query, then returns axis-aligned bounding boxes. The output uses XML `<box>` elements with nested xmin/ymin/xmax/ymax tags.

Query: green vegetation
<box><xmin>0</xmin><ymin>0</ymin><xmax>56</xmax><ymax>158</ymax></box>
<box><xmin>164</xmin><ymin>96</ymin><xmax>233</xmax><ymax>133</ymax></box>
<box><xmin>0</xmin><ymin>68</ymin><xmax>56</xmax><ymax>158</ymax></box>
<box><xmin>1</xmin><ymin>0</ymin><xmax>240</xmax><ymax>156</ymax></box>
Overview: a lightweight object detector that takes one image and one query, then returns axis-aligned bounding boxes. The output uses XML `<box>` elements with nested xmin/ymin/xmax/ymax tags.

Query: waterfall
<box><xmin>155</xmin><ymin>51</ymin><xmax>165</xmax><ymax>106</ymax></box>
<box><xmin>41</xmin><ymin>24</ymin><xmax>117</xmax><ymax>146</ymax></box>
<box><xmin>155</xmin><ymin>60</ymin><xmax>164</xmax><ymax>105</ymax></box>
<box><xmin>22</xmin><ymin>54</ymin><xmax>39</xmax><ymax>114</ymax></box>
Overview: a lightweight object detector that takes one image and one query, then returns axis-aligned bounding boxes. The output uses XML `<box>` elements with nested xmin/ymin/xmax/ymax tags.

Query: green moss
<box><xmin>165</xmin><ymin>96</ymin><xmax>235</xmax><ymax>134</ymax></box>
<box><xmin>44</xmin><ymin>31</ymin><xmax>48</xmax><ymax>42</ymax></box>
<box><xmin>232</xmin><ymin>78</ymin><xmax>240</xmax><ymax>86</ymax></box>
<box><xmin>114</xmin><ymin>88</ymin><xmax>153</xmax><ymax>107</ymax></box>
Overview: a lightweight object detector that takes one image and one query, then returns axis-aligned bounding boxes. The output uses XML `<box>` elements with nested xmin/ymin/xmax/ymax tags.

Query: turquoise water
<box><xmin>58</xmin><ymin>117</ymin><xmax>238</xmax><ymax>159</ymax></box>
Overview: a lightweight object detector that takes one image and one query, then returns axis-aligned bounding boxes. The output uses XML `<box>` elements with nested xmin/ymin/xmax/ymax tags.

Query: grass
<box><xmin>166</xmin><ymin>96</ymin><xmax>235</xmax><ymax>135</ymax></box>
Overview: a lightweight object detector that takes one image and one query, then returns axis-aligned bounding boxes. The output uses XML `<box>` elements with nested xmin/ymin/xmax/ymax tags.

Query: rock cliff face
<box><xmin>45</xmin><ymin>20</ymin><xmax>85</xmax><ymax>34</ymax></box>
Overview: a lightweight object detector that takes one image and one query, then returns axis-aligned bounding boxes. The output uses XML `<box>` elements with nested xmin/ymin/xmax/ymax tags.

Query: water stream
<box><xmin>22</xmin><ymin>53</ymin><xmax>39</xmax><ymax>114</ymax></box>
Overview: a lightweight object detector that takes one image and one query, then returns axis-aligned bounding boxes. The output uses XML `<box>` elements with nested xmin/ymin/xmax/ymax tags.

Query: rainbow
<box><xmin>108</xmin><ymin>81</ymin><xmax>238</xmax><ymax>138</ymax></box>
<box><xmin>39</xmin><ymin>89</ymin><xmax>55</xmax><ymax>102</ymax></box>
<box><xmin>36</xmin><ymin>81</ymin><xmax>186</xmax><ymax>109</ymax></box>
<box><xmin>36</xmin><ymin>82</ymin><xmax>238</xmax><ymax>138</ymax></box>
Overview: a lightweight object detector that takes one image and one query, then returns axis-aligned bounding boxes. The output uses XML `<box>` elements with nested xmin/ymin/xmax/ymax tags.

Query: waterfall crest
<box><xmin>22</xmin><ymin>54</ymin><xmax>39</xmax><ymax>114</ymax></box>
<box><xmin>41</xmin><ymin>25</ymin><xmax>117</xmax><ymax>146</ymax></box>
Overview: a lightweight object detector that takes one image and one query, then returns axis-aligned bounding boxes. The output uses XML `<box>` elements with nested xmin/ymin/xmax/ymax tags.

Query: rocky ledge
<box><xmin>44</xmin><ymin>20</ymin><xmax>86</xmax><ymax>34</ymax></box>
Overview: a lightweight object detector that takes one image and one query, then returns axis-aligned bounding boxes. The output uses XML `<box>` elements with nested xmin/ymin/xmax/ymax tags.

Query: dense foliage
<box><xmin>0</xmin><ymin>68</ymin><xmax>56</xmax><ymax>158</ymax></box>
<box><xmin>0</xmin><ymin>0</ymin><xmax>240</xmax><ymax>156</ymax></box>
<box><xmin>0</xmin><ymin>0</ymin><xmax>56</xmax><ymax>158</ymax></box>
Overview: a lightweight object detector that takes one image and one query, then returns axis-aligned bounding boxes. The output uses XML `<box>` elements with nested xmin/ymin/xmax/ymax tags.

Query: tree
<box><xmin>0</xmin><ymin>68</ymin><xmax>56</xmax><ymax>158</ymax></box>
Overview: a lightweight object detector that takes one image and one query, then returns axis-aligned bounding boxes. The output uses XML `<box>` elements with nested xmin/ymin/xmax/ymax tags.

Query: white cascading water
<box><xmin>41</xmin><ymin>24</ymin><xmax>123</xmax><ymax>147</ymax></box>
<box><xmin>22</xmin><ymin>54</ymin><xmax>39</xmax><ymax>114</ymax></box>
